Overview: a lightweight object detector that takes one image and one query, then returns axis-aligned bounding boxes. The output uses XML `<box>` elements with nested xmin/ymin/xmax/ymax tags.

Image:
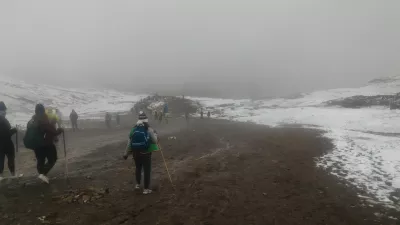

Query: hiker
<box><xmin>28</xmin><ymin>104</ymin><xmax>64</xmax><ymax>183</ymax></box>
<box><xmin>200</xmin><ymin>110</ymin><xmax>204</xmax><ymax>119</ymax></box>
<box><xmin>163</xmin><ymin>102</ymin><xmax>169</xmax><ymax>115</ymax></box>
<box><xmin>154</xmin><ymin>111</ymin><xmax>158</xmax><ymax>121</ymax></box>
<box><xmin>116</xmin><ymin>113</ymin><xmax>120</xmax><ymax>126</ymax></box>
<box><xmin>105</xmin><ymin>112</ymin><xmax>111</xmax><ymax>128</ymax></box>
<box><xmin>0</xmin><ymin>102</ymin><xmax>17</xmax><ymax>181</ymax></box>
<box><xmin>207</xmin><ymin>111</ymin><xmax>211</xmax><ymax>119</ymax></box>
<box><xmin>46</xmin><ymin>108</ymin><xmax>62</xmax><ymax>144</ymax></box>
<box><xmin>158</xmin><ymin>111</ymin><xmax>163</xmax><ymax>124</ymax></box>
<box><xmin>69</xmin><ymin>110</ymin><xmax>78</xmax><ymax>132</ymax></box>
<box><xmin>123</xmin><ymin>111</ymin><xmax>158</xmax><ymax>194</ymax></box>
<box><xmin>185</xmin><ymin>109</ymin><xmax>189</xmax><ymax>123</ymax></box>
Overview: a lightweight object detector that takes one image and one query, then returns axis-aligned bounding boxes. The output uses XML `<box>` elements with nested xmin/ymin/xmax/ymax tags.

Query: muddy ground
<box><xmin>0</xmin><ymin>109</ymin><xmax>399</xmax><ymax>224</ymax></box>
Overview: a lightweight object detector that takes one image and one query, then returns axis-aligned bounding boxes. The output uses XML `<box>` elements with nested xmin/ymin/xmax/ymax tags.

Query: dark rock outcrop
<box><xmin>326</xmin><ymin>93</ymin><xmax>400</xmax><ymax>109</ymax></box>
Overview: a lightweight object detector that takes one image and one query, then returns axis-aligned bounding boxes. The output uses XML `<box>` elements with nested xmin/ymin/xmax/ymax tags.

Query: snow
<box><xmin>3</xmin><ymin>73</ymin><xmax>400</xmax><ymax>209</ymax></box>
<box><xmin>147</xmin><ymin>101</ymin><xmax>164</xmax><ymax>110</ymax></box>
<box><xmin>0</xmin><ymin>76</ymin><xmax>146</xmax><ymax>125</ymax></box>
<box><xmin>189</xmin><ymin>77</ymin><xmax>400</xmax><ymax>209</ymax></box>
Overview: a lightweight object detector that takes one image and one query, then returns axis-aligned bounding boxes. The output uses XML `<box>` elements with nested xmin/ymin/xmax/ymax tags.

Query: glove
<box><xmin>123</xmin><ymin>155</ymin><xmax>128</xmax><ymax>160</ymax></box>
<box><xmin>10</xmin><ymin>128</ymin><xmax>17</xmax><ymax>134</ymax></box>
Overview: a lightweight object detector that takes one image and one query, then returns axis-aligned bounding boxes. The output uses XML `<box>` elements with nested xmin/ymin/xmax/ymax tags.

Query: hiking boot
<box><xmin>38</xmin><ymin>174</ymin><xmax>49</xmax><ymax>184</ymax></box>
<box><xmin>135</xmin><ymin>184</ymin><xmax>140</xmax><ymax>190</ymax></box>
<box><xmin>143</xmin><ymin>189</ymin><xmax>152</xmax><ymax>195</ymax></box>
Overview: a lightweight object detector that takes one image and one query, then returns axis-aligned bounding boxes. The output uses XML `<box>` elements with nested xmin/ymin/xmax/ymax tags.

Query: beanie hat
<box><xmin>35</xmin><ymin>104</ymin><xmax>45</xmax><ymax>115</ymax></box>
<box><xmin>137</xmin><ymin>111</ymin><xmax>148</xmax><ymax>123</ymax></box>
<box><xmin>0</xmin><ymin>101</ymin><xmax>7</xmax><ymax>111</ymax></box>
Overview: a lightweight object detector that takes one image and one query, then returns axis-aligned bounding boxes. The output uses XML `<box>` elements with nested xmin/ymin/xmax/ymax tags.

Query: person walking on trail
<box><xmin>200</xmin><ymin>109</ymin><xmax>204</xmax><ymax>119</ymax></box>
<box><xmin>29</xmin><ymin>104</ymin><xmax>64</xmax><ymax>183</ymax></box>
<box><xmin>154</xmin><ymin>111</ymin><xmax>158</xmax><ymax>121</ymax></box>
<box><xmin>123</xmin><ymin>111</ymin><xmax>158</xmax><ymax>195</ymax></box>
<box><xmin>158</xmin><ymin>111</ymin><xmax>163</xmax><ymax>124</ymax></box>
<box><xmin>207</xmin><ymin>111</ymin><xmax>211</xmax><ymax>119</ymax></box>
<box><xmin>116</xmin><ymin>113</ymin><xmax>120</xmax><ymax>126</ymax></box>
<box><xmin>185</xmin><ymin>109</ymin><xmax>190</xmax><ymax>124</ymax></box>
<box><xmin>105</xmin><ymin>112</ymin><xmax>111</xmax><ymax>128</ymax></box>
<box><xmin>0</xmin><ymin>102</ymin><xmax>17</xmax><ymax>181</ymax></box>
<box><xmin>69</xmin><ymin>110</ymin><xmax>78</xmax><ymax>132</ymax></box>
<box><xmin>163</xmin><ymin>102</ymin><xmax>169</xmax><ymax>124</ymax></box>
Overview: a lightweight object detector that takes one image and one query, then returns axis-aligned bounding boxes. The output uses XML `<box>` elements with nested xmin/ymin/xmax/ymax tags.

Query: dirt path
<box><xmin>0</xmin><ymin>117</ymin><xmax>399</xmax><ymax>224</ymax></box>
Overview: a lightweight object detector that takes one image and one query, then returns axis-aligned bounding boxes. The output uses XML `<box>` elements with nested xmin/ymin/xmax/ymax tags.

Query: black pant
<box><xmin>134</xmin><ymin>152</ymin><xmax>152</xmax><ymax>189</ymax></box>
<box><xmin>34</xmin><ymin>144</ymin><xmax>58</xmax><ymax>175</ymax></box>
<box><xmin>0</xmin><ymin>148</ymin><xmax>15</xmax><ymax>175</ymax></box>
<box><xmin>71</xmin><ymin>120</ymin><xmax>78</xmax><ymax>131</ymax></box>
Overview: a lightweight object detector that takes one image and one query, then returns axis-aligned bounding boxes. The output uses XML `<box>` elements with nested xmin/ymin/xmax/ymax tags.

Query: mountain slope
<box><xmin>0</xmin><ymin>76</ymin><xmax>144</xmax><ymax>125</ymax></box>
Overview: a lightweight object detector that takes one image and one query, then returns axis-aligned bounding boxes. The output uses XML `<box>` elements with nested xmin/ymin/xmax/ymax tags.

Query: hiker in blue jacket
<box><xmin>123</xmin><ymin>111</ymin><xmax>157</xmax><ymax>194</ymax></box>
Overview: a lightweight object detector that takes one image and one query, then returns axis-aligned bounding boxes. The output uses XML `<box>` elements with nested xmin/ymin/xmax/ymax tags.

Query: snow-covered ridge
<box><xmin>0</xmin><ymin>76</ymin><xmax>145</xmax><ymax>125</ymax></box>
<box><xmin>190</xmin><ymin>76</ymin><xmax>400</xmax><ymax>210</ymax></box>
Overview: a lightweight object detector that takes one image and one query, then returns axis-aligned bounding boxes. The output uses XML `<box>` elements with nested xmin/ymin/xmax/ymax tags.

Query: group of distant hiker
<box><xmin>105</xmin><ymin>112</ymin><xmax>122</xmax><ymax>128</ymax></box>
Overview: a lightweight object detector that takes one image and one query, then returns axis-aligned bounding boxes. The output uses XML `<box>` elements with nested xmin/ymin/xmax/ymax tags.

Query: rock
<box><xmin>82</xmin><ymin>195</ymin><xmax>91</xmax><ymax>203</ymax></box>
<box><xmin>326</xmin><ymin>93</ymin><xmax>400</xmax><ymax>109</ymax></box>
<box><xmin>64</xmin><ymin>196</ymin><xmax>73</xmax><ymax>203</ymax></box>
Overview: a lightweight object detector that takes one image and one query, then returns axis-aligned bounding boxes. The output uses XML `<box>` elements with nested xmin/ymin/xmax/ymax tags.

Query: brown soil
<box><xmin>0</xmin><ymin>115</ymin><xmax>398</xmax><ymax>224</ymax></box>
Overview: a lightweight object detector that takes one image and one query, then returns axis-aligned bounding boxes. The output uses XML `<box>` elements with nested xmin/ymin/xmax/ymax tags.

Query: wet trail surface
<box><xmin>0</xmin><ymin>116</ymin><xmax>399</xmax><ymax>224</ymax></box>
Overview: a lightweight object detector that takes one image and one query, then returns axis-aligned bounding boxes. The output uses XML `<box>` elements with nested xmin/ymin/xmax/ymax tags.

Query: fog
<box><xmin>1</xmin><ymin>1</ymin><xmax>400</xmax><ymax>98</ymax></box>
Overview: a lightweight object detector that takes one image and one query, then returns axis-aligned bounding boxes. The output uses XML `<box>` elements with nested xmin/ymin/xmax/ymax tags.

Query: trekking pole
<box><xmin>63</xmin><ymin>131</ymin><xmax>69</xmax><ymax>183</ymax></box>
<box><xmin>15</xmin><ymin>125</ymin><xmax>19</xmax><ymax>177</ymax></box>
<box><xmin>158</xmin><ymin>144</ymin><xmax>174</xmax><ymax>188</ymax></box>
<box><xmin>15</xmin><ymin>126</ymin><xmax>18</xmax><ymax>153</ymax></box>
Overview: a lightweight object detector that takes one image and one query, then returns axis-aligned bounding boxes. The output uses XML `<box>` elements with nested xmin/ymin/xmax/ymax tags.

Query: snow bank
<box><xmin>190</xmin><ymin>78</ymin><xmax>400</xmax><ymax>209</ymax></box>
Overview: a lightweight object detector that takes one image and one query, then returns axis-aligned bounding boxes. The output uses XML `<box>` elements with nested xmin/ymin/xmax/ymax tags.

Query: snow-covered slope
<box><xmin>190</xmin><ymin>76</ymin><xmax>400</xmax><ymax>210</ymax></box>
<box><xmin>0</xmin><ymin>76</ymin><xmax>145</xmax><ymax>125</ymax></box>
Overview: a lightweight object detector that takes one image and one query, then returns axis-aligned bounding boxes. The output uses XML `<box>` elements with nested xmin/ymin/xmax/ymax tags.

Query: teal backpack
<box><xmin>23</xmin><ymin>118</ymin><xmax>44</xmax><ymax>150</ymax></box>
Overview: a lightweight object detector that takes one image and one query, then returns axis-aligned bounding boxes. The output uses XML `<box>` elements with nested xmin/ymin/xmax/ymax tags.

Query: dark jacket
<box><xmin>70</xmin><ymin>111</ymin><xmax>78</xmax><ymax>121</ymax></box>
<box><xmin>0</xmin><ymin>115</ymin><xmax>16</xmax><ymax>151</ymax></box>
<box><xmin>33</xmin><ymin>114</ymin><xmax>62</xmax><ymax>146</ymax></box>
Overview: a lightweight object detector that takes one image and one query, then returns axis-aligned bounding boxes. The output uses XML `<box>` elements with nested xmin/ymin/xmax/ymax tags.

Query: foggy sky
<box><xmin>1</xmin><ymin>1</ymin><xmax>400</xmax><ymax>98</ymax></box>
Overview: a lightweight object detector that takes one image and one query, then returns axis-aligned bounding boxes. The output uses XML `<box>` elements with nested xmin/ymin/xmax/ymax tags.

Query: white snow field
<box><xmin>190</xmin><ymin>76</ymin><xmax>400</xmax><ymax>209</ymax></box>
<box><xmin>3</xmin><ymin>74</ymin><xmax>400</xmax><ymax>209</ymax></box>
<box><xmin>0</xmin><ymin>76</ymin><xmax>146</xmax><ymax>125</ymax></box>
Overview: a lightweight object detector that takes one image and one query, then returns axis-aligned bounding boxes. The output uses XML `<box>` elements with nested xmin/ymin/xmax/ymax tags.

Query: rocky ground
<box><xmin>0</xmin><ymin>97</ymin><xmax>398</xmax><ymax>225</ymax></box>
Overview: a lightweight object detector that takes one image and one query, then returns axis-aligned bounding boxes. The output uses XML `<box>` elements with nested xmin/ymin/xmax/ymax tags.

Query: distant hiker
<box><xmin>105</xmin><ymin>112</ymin><xmax>111</xmax><ymax>128</ymax></box>
<box><xmin>185</xmin><ymin>110</ymin><xmax>189</xmax><ymax>122</ymax></box>
<box><xmin>116</xmin><ymin>113</ymin><xmax>120</xmax><ymax>126</ymax></box>
<box><xmin>158</xmin><ymin>111</ymin><xmax>163</xmax><ymax>124</ymax></box>
<box><xmin>69</xmin><ymin>110</ymin><xmax>78</xmax><ymax>132</ymax></box>
<box><xmin>163</xmin><ymin>102</ymin><xmax>169</xmax><ymax>115</ymax></box>
<box><xmin>200</xmin><ymin>110</ymin><xmax>204</xmax><ymax>119</ymax></box>
<box><xmin>0</xmin><ymin>102</ymin><xmax>17</xmax><ymax>181</ymax></box>
<box><xmin>25</xmin><ymin>104</ymin><xmax>63</xmax><ymax>183</ymax></box>
<box><xmin>123</xmin><ymin>111</ymin><xmax>158</xmax><ymax>195</ymax></box>
<box><xmin>207</xmin><ymin>111</ymin><xmax>211</xmax><ymax>119</ymax></box>
<box><xmin>154</xmin><ymin>111</ymin><xmax>158</xmax><ymax>120</ymax></box>
<box><xmin>163</xmin><ymin>102</ymin><xmax>169</xmax><ymax>124</ymax></box>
